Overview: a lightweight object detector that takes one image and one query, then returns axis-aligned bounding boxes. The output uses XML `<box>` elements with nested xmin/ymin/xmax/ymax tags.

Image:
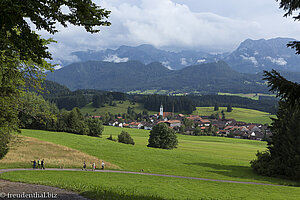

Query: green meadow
<box><xmin>1</xmin><ymin>127</ymin><xmax>299</xmax><ymax>199</ymax></box>
<box><xmin>127</xmin><ymin>89</ymin><xmax>188</xmax><ymax>96</ymax></box>
<box><xmin>218</xmin><ymin>92</ymin><xmax>276</xmax><ymax>100</ymax></box>
<box><xmin>193</xmin><ymin>107</ymin><xmax>275</xmax><ymax>124</ymax></box>
<box><xmin>127</xmin><ymin>89</ymin><xmax>169</xmax><ymax>95</ymax></box>
<box><xmin>2</xmin><ymin>170</ymin><xmax>300</xmax><ymax>200</ymax></box>
<box><xmin>9</xmin><ymin>128</ymin><xmax>295</xmax><ymax>185</ymax></box>
<box><xmin>80</xmin><ymin>101</ymin><xmax>156</xmax><ymax>116</ymax></box>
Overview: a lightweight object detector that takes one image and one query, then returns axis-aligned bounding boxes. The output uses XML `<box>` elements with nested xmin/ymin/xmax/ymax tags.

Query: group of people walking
<box><xmin>32</xmin><ymin>159</ymin><xmax>45</xmax><ymax>169</ymax></box>
<box><xmin>31</xmin><ymin>159</ymin><xmax>105</xmax><ymax>171</ymax></box>
<box><xmin>82</xmin><ymin>161</ymin><xmax>105</xmax><ymax>171</ymax></box>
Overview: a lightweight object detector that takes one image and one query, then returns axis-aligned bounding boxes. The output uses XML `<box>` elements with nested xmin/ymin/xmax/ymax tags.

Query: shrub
<box><xmin>118</xmin><ymin>131</ymin><xmax>135</xmax><ymax>145</ymax></box>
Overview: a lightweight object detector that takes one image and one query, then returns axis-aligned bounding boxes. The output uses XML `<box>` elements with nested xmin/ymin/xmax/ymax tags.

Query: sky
<box><xmin>38</xmin><ymin>0</ymin><xmax>300</xmax><ymax>63</ymax></box>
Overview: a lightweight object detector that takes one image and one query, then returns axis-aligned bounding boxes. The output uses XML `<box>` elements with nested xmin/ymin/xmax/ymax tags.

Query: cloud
<box><xmin>180</xmin><ymin>58</ymin><xmax>188</xmax><ymax>66</ymax></box>
<box><xmin>265</xmin><ymin>56</ymin><xmax>287</xmax><ymax>66</ymax></box>
<box><xmin>46</xmin><ymin>42</ymin><xmax>80</xmax><ymax>66</ymax></box>
<box><xmin>103</xmin><ymin>55</ymin><xmax>129</xmax><ymax>63</ymax></box>
<box><xmin>53</xmin><ymin>65</ymin><xmax>63</xmax><ymax>70</ymax></box>
<box><xmin>105</xmin><ymin>0</ymin><xmax>263</xmax><ymax>52</ymax></box>
<box><xmin>240</xmin><ymin>55</ymin><xmax>258</xmax><ymax>65</ymax></box>
<box><xmin>36</xmin><ymin>0</ymin><xmax>300</xmax><ymax>64</ymax></box>
<box><xmin>161</xmin><ymin>61</ymin><xmax>173</xmax><ymax>70</ymax></box>
<box><xmin>197</xmin><ymin>59</ymin><xmax>206</xmax><ymax>63</ymax></box>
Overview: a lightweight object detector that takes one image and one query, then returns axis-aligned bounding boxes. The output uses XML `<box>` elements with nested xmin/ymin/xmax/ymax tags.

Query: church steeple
<box><xmin>160</xmin><ymin>104</ymin><xmax>163</xmax><ymax>117</ymax></box>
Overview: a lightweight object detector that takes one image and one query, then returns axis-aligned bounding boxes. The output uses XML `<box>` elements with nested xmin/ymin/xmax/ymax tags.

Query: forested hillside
<box><xmin>47</xmin><ymin>61</ymin><xmax>270</xmax><ymax>93</ymax></box>
<box><xmin>32</xmin><ymin>80</ymin><xmax>278</xmax><ymax>114</ymax></box>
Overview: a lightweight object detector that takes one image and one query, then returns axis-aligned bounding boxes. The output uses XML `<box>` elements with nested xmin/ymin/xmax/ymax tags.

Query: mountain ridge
<box><xmin>225</xmin><ymin>37</ymin><xmax>300</xmax><ymax>73</ymax></box>
<box><xmin>54</xmin><ymin>37</ymin><xmax>300</xmax><ymax>73</ymax></box>
<box><xmin>46</xmin><ymin>60</ymin><xmax>270</xmax><ymax>93</ymax></box>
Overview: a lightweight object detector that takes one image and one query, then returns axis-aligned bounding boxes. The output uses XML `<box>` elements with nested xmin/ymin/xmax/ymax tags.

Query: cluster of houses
<box><xmin>94</xmin><ymin>105</ymin><xmax>272</xmax><ymax>141</ymax></box>
<box><xmin>184</xmin><ymin>115</ymin><xmax>271</xmax><ymax>140</ymax></box>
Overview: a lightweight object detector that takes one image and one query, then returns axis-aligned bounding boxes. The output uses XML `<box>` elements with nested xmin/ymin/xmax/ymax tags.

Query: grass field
<box><xmin>218</xmin><ymin>93</ymin><xmax>276</xmax><ymax>100</ymax></box>
<box><xmin>10</xmin><ymin>128</ymin><xmax>296</xmax><ymax>185</ymax></box>
<box><xmin>1</xmin><ymin>128</ymin><xmax>299</xmax><ymax>199</ymax></box>
<box><xmin>127</xmin><ymin>90</ymin><xmax>188</xmax><ymax>96</ymax></box>
<box><xmin>127</xmin><ymin>89</ymin><xmax>169</xmax><ymax>95</ymax></box>
<box><xmin>2</xmin><ymin>170</ymin><xmax>300</xmax><ymax>200</ymax></box>
<box><xmin>192</xmin><ymin>107</ymin><xmax>275</xmax><ymax>124</ymax></box>
<box><xmin>80</xmin><ymin>101</ymin><xmax>156</xmax><ymax>116</ymax></box>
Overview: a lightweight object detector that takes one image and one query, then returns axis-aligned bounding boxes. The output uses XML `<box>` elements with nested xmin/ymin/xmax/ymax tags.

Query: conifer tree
<box><xmin>251</xmin><ymin>70</ymin><xmax>300</xmax><ymax>180</ymax></box>
<box><xmin>214</xmin><ymin>104</ymin><xmax>219</xmax><ymax>111</ymax></box>
<box><xmin>227</xmin><ymin>105</ymin><xmax>232</xmax><ymax>112</ymax></box>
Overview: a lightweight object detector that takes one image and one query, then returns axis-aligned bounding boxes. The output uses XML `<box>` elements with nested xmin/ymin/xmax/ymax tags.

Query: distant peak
<box><xmin>137</xmin><ymin>44</ymin><xmax>155</xmax><ymax>48</ymax></box>
<box><xmin>241</xmin><ymin>37</ymin><xmax>297</xmax><ymax>45</ymax></box>
<box><xmin>136</xmin><ymin>44</ymin><xmax>157</xmax><ymax>50</ymax></box>
<box><xmin>117</xmin><ymin>45</ymin><xmax>133</xmax><ymax>50</ymax></box>
<box><xmin>268</xmin><ymin>37</ymin><xmax>296</xmax><ymax>41</ymax></box>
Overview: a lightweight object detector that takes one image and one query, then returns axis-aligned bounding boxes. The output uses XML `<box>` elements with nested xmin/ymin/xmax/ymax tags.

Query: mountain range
<box><xmin>225</xmin><ymin>38</ymin><xmax>300</xmax><ymax>73</ymax></box>
<box><xmin>47</xmin><ymin>60</ymin><xmax>271</xmax><ymax>93</ymax></box>
<box><xmin>57</xmin><ymin>37</ymin><xmax>300</xmax><ymax>73</ymax></box>
<box><xmin>47</xmin><ymin>37</ymin><xmax>300</xmax><ymax>93</ymax></box>
<box><xmin>69</xmin><ymin>44</ymin><xmax>224</xmax><ymax>71</ymax></box>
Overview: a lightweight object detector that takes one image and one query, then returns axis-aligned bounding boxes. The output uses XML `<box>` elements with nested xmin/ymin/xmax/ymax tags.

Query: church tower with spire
<box><xmin>160</xmin><ymin>104</ymin><xmax>163</xmax><ymax>117</ymax></box>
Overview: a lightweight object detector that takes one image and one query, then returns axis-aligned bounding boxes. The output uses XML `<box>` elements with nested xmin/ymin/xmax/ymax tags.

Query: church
<box><xmin>159</xmin><ymin>104</ymin><xmax>173</xmax><ymax>118</ymax></box>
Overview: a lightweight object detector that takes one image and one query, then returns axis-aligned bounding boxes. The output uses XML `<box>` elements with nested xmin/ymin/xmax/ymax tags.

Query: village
<box><xmin>94</xmin><ymin>104</ymin><xmax>272</xmax><ymax>141</ymax></box>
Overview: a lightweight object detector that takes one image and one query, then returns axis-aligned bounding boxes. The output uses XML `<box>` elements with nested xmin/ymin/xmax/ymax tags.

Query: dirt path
<box><xmin>0</xmin><ymin>179</ymin><xmax>88</xmax><ymax>200</ymax></box>
<box><xmin>0</xmin><ymin>168</ymin><xmax>283</xmax><ymax>187</ymax></box>
<box><xmin>0</xmin><ymin>169</ymin><xmax>89</xmax><ymax>200</ymax></box>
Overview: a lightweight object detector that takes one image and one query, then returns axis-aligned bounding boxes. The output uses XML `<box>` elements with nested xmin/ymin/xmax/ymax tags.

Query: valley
<box><xmin>2</xmin><ymin>0</ymin><xmax>300</xmax><ymax>199</ymax></box>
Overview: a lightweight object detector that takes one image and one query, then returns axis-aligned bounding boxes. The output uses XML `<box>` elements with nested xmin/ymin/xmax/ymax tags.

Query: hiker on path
<box><xmin>37</xmin><ymin>159</ymin><xmax>41</xmax><ymax>169</ymax></box>
<box><xmin>41</xmin><ymin>159</ymin><xmax>45</xmax><ymax>170</ymax></box>
<box><xmin>82</xmin><ymin>161</ymin><xmax>87</xmax><ymax>171</ymax></box>
<box><xmin>32</xmin><ymin>160</ymin><xmax>36</xmax><ymax>169</ymax></box>
<box><xmin>101</xmin><ymin>161</ymin><xmax>105</xmax><ymax>170</ymax></box>
<box><xmin>92</xmin><ymin>162</ymin><xmax>96</xmax><ymax>171</ymax></box>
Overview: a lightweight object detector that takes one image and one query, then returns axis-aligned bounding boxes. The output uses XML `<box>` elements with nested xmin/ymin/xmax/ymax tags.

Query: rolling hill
<box><xmin>1</xmin><ymin>129</ymin><xmax>299</xmax><ymax>199</ymax></box>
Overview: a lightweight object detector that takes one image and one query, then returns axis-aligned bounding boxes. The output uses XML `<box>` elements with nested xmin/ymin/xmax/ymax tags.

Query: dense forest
<box><xmin>188</xmin><ymin>95</ymin><xmax>278</xmax><ymax>114</ymax></box>
<box><xmin>30</xmin><ymin>80</ymin><xmax>278</xmax><ymax>115</ymax></box>
<box><xmin>137</xmin><ymin>95</ymin><xmax>195</xmax><ymax>114</ymax></box>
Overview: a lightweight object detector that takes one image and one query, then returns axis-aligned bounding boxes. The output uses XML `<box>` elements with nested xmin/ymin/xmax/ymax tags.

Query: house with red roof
<box><xmin>129</xmin><ymin>122</ymin><xmax>143</xmax><ymax>129</ymax></box>
<box><xmin>158</xmin><ymin>120</ymin><xmax>181</xmax><ymax>128</ymax></box>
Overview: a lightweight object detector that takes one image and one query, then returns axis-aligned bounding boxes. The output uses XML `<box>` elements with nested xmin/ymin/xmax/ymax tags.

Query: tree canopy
<box><xmin>18</xmin><ymin>92</ymin><xmax>57</xmax><ymax>130</ymax></box>
<box><xmin>148</xmin><ymin>123</ymin><xmax>178</xmax><ymax>150</ymax></box>
<box><xmin>86</xmin><ymin>118</ymin><xmax>104</xmax><ymax>137</ymax></box>
<box><xmin>0</xmin><ymin>0</ymin><xmax>110</xmax><ymax>159</ymax></box>
<box><xmin>0</xmin><ymin>0</ymin><xmax>110</xmax><ymax>64</ymax></box>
